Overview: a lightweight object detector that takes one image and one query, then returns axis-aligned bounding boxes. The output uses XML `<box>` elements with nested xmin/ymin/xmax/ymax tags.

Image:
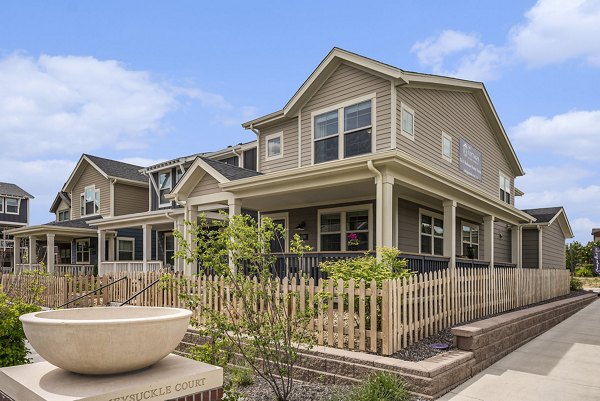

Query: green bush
<box><xmin>570</xmin><ymin>277</ymin><xmax>584</xmax><ymax>291</ymax></box>
<box><xmin>575</xmin><ymin>264</ymin><xmax>595</xmax><ymax>277</ymax></box>
<box><xmin>189</xmin><ymin>331</ymin><xmax>232</xmax><ymax>367</ymax></box>
<box><xmin>329</xmin><ymin>372</ymin><xmax>410</xmax><ymax>401</ymax></box>
<box><xmin>229</xmin><ymin>366</ymin><xmax>255</xmax><ymax>387</ymax></box>
<box><xmin>320</xmin><ymin>247</ymin><xmax>413</xmax><ymax>287</ymax></box>
<box><xmin>0</xmin><ymin>289</ymin><xmax>40</xmax><ymax>367</ymax></box>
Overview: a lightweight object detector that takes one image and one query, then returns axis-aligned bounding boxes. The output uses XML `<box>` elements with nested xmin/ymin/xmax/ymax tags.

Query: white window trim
<box><xmin>461</xmin><ymin>221</ymin><xmax>480</xmax><ymax>259</ymax></box>
<box><xmin>418</xmin><ymin>208</ymin><xmax>444</xmax><ymax>256</ymax></box>
<box><xmin>441</xmin><ymin>131</ymin><xmax>452</xmax><ymax>162</ymax></box>
<box><xmin>310</xmin><ymin>93</ymin><xmax>377</xmax><ymax>165</ymax></box>
<box><xmin>400</xmin><ymin>102</ymin><xmax>415</xmax><ymax>141</ymax></box>
<box><xmin>80</xmin><ymin>185</ymin><xmax>100</xmax><ymax>217</ymax></box>
<box><xmin>261</xmin><ymin>212</ymin><xmax>289</xmax><ymax>253</ymax></box>
<box><xmin>4</xmin><ymin>197</ymin><xmax>20</xmax><ymax>215</ymax></box>
<box><xmin>317</xmin><ymin>203</ymin><xmax>373</xmax><ymax>252</ymax></box>
<box><xmin>265</xmin><ymin>132</ymin><xmax>284</xmax><ymax>161</ymax></box>
<box><xmin>0</xmin><ymin>196</ymin><xmax>3</xmax><ymax>213</ymax></box>
<box><xmin>75</xmin><ymin>239</ymin><xmax>91</xmax><ymax>265</ymax></box>
<box><xmin>499</xmin><ymin>171</ymin><xmax>511</xmax><ymax>204</ymax></box>
<box><xmin>116</xmin><ymin>237</ymin><xmax>135</xmax><ymax>261</ymax></box>
<box><xmin>158</xmin><ymin>170</ymin><xmax>172</xmax><ymax>208</ymax></box>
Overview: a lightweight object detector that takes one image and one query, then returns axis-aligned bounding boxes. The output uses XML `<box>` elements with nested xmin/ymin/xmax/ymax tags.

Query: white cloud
<box><xmin>411</xmin><ymin>30</ymin><xmax>480</xmax><ymax>70</ymax></box>
<box><xmin>510</xmin><ymin>0</ymin><xmax>600</xmax><ymax>67</ymax></box>
<box><xmin>511</xmin><ymin>110</ymin><xmax>600</xmax><ymax>161</ymax></box>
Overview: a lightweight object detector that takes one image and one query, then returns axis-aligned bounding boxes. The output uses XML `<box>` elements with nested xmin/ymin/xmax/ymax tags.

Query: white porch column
<box><xmin>227</xmin><ymin>199</ymin><xmax>242</xmax><ymax>272</ymax></box>
<box><xmin>107</xmin><ymin>234</ymin><xmax>115</xmax><ymax>261</ymax></box>
<box><xmin>46</xmin><ymin>234</ymin><xmax>55</xmax><ymax>274</ymax></box>
<box><xmin>13</xmin><ymin>236</ymin><xmax>20</xmax><ymax>268</ymax></box>
<box><xmin>97</xmin><ymin>229</ymin><xmax>105</xmax><ymax>275</ymax></box>
<box><xmin>173</xmin><ymin>216</ymin><xmax>183</xmax><ymax>272</ymax></box>
<box><xmin>483</xmin><ymin>216</ymin><xmax>495</xmax><ymax>268</ymax></box>
<box><xmin>375</xmin><ymin>174</ymin><xmax>394</xmax><ymax>252</ymax></box>
<box><xmin>142</xmin><ymin>224</ymin><xmax>152</xmax><ymax>273</ymax></box>
<box><xmin>511</xmin><ymin>225</ymin><xmax>522</xmax><ymax>268</ymax></box>
<box><xmin>392</xmin><ymin>186</ymin><xmax>399</xmax><ymax>248</ymax></box>
<box><xmin>443</xmin><ymin>200</ymin><xmax>457</xmax><ymax>269</ymax></box>
<box><xmin>538</xmin><ymin>226</ymin><xmax>543</xmax><ymax>269</ymax></box>
<box><xmin>28</xmin><ymin>235</ymin><xmax>36</xmax><ymax>269</ymax></box>
<box><xmin>184</xmin><ymin>206</ymin><xmax>198</xmax><ymax>276</ymax></box>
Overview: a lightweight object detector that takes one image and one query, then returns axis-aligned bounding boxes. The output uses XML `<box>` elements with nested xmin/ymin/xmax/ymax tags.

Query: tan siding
<box><xmin>522</xmin><ymin>228</ymin><xmax>539</xmax><ymax>268</ymax></box>
<box><xmin>542</xmin><ymin>223</ymin><xmax>566</xmax><ymax>269</ymax></box>
<box><xmin>494</xmin><ymin>221</ymin><xmax>512</xmax><ymax>263</ymax></box>
<box><xmin>189</xmin><ymin>174</ymin><xmax>221</xmax><ymax>198</ymax></box>
<box><xmin>300</xmin><ymin>63</ymin><xmax>391</xmax><ymax>166</ymax></box>
<box><xmin>55</xmin><ymin>199</ymin><xmax>70</xmax><ymax>221</ymax></box>
<box><xmin>259</xmin><ymin>118</ymin><xmax>299</xmax><ymax>173</ymax></box>
<box><xmin>71</xmin><ymin>163</ymin><xmax>110</xmax><ymax>219</ymax></box>
<box><xmin>114</xmin><ymin>184</ymin><xmax>149</xmax><ymax>216</ymax></box>
<box><xmin>396</xmin><ymin>87</ymin><xmax>515</xmax><ymax>202</ymax></box>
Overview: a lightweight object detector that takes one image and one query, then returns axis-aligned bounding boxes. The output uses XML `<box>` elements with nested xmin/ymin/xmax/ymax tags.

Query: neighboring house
<box><xmin>7</xmin><ymin>155</ymin><xmax>148</xmax><ymax>274</ymax></box>
<box><xmin>520</xmin><ymin>207</ymin><xmax>573</xmax><ymax>269</ymax></box>
<box><xmin>0</xmin><ymin>183</ymin><xmax>33</xmax><ymax>271</ymax></box>
<box><xmin>592</xmin><ymin>228</ymin><xmax>600</xmax><ymax>242</ymax></box>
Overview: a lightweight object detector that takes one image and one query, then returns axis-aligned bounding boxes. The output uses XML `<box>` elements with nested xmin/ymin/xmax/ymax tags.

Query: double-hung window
<box><xmin>158</xmin><ymin>172</ymin><xmax>172</xmax><ymax>207</ymax></box>
<box><xmin>314</xmin><ymin>97</ymin><xmax>373</xmax><ymax>164</ymax></box>
<box><xmin>265</xmin><ymin>132</ymin><xmax>283</xmax><ymax>161</ymax></box>
<box><xmin>420</xmin><ymin>211</ymin><xmax>444</xmax><ymax>255</ymax></box>
<box><xmin>318</xmin><ymin>205</ymin><xmax>372</xmax><ymax>251</ymax></box>
<box><xmin>499</xmin><ymin>173</ymin><xmax>511</xmax><ymax>204</ymax></box>
<box><xmin>401</xmin><ymin>103</ymin><xmax>415</xmax><ymax>139</ymax></box>
<box><xmin>442</xmin><ymin>132</ymin><xmax>452</xmax><ymax>162</ymax></box>
<box><xmin>5</xmin><ymin>198</ymin><xmax>19</xmax><ymax>214</ymax></box>
<box><xmin>0</xmin><ymin>197</ymin><xmax>3</xmax><ymax>213</ymax></box>
<box><xmin>462</xmin><ymin>223</ymin><xmax>479</xmax><ymax>259</ymax></box>
<box><xmin>117</xmin><ymin>238</ymin><xmax>135</xmax><ymax>261</ymax></box>
<box><xmin>76</xmin><ymin>239</ymin><xmax>90</xmax><ymax>264</ymax></box>
<box><xmin>58</xmin><ymin>210</ymin><xmax>70</xmax><ymax>221</ymax></box>
<box><xmin>80</xmin><ymin>186</ymin><xmax>100</xmax><ymax>216</ymax></box>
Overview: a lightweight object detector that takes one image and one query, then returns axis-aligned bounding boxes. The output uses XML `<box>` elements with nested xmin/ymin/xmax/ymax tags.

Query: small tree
<box><xmin>173</xmin><ymin>213</ymin><xmax>323</xmax><ymax>401</ymax></box>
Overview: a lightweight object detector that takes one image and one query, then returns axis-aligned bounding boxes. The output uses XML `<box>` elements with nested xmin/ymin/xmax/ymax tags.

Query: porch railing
<box><xmin>14</xmin><ymin>263</ymin><xmax>42</xmax><ymax>273</ymax></box>
<box><xmin>100</xmin><ymin>261</ymin><xmax>164</xmax><ymax>274</ymax></box>
<box><xmin>55</xmin><ymin>264</ymin><xmax>95</xmax><ymax>276</ymax></box>
<box><xmin>456</xmin><ymin>258</ymin><xmax>490</xmax><ymax>269</ymax></box>
<box><xmin>0</xmin><ymin>239</ymin><xmax>14</xmax><ymax>249</ymax></box>
<box><xmin>400</xmin><ymin>253</ymin><xmax>450</xmax><ymax>274</ymax></box>
<box><xmin>494</xmin><ymin>262</ymin><xmax>517</xmax><ymax>269</ymax></box>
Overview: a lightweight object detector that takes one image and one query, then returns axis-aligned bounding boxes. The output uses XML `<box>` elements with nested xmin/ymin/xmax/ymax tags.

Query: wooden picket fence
<box><xmin>0</xmin><ymin>267</ymin><xmax>570</xmax><ymax>356</ymax></box>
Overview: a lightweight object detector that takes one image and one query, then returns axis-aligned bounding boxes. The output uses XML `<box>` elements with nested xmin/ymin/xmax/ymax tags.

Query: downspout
<box><xmin>232</xmin><ymin>147</ymin><xmax>242</xmax><ymax>168</ymax></box>
<box><xmin>249</xmin><ymin>124</ymin><xmax>261</xmax><ymax>172</ymax></box>
<box><xmin>367</xmin><ymin>161</ymin><xmax>383</xmax><ymax>258</ymax></box>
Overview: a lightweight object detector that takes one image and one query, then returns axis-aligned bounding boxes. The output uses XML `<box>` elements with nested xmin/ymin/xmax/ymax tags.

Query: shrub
<box><xmin>575</xmin><ymin>264</ymin><xmax>595</xmax><ymax>277</ymax></box>
<box><xmin>229</xmin><ymin>366</ymin><xmax>255</xmax><ymax>387</ymax></box>
<box><xmin>329</xmin><ymin>372</ymin><xmax>410</xmax><ymax>401</ymax></box>
<box><xmin>0</xmin><ymin>289</ymin><xmax>40</xmax><ymax>367</ymax></box>
<box><xmin>570</xmin><ymin>277</ymin><xmax>583</xmax><ymax>291</ymax></box>
<box><xmin>189</xmin><ymin>331</ymin><xmax>233</xmax><ymax>368</ymax></box>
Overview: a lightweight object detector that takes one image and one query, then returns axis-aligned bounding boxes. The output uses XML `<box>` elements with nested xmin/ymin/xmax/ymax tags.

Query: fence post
<box><xmin>381</xmin><ymin>279</ymin><xmax>390</xmax><ymax>355</ymax></box>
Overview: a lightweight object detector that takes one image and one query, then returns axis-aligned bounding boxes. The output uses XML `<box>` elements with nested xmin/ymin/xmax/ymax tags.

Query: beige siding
<box><xmin>189</xmin><ymin>174</ymin><xmax>221</xmax><ymax>198</ymax></box>
<box><xmin>55</xmin><ymin>199</ymin><xmax>70</xmax><ymax>221</ymax></box>
<box><xmin>300</xmin><ymin>63</ymin><xmax>391</xmax><ymax>166</ymax></box>
<box><xmin>114</xmin><ymin>183</ymin><xmax>149</xmax><ymax>216</ymax></box>
<box><xmin>71</xmin><ymin>163</ymin><xmax>110</xmax><ymax>219</ymax></box>
<box><xmin>542</xmin><ymin>223</ymin><xmax>566</xmax><ymax>269</ymax></box>
<box><xmin>494</xmin><ymin>221</ymin><xmax>512</xmax><ymax>263</ymax></box>
<box><xmin>522</xmin><ymin>228</ymin><xmax>539</xmax><ymax>268</ymax></box>
<box><xmin>396</xmin><ymin>87</ymin><xmax>515</xmax><ymax>203</ymax></box>
<box><xmin>259</xmin><ymin>118</ymin><xmax>299</xmax><ymax>173</ymax></box>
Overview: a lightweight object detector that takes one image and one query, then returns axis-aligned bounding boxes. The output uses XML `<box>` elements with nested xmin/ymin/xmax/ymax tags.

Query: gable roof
<box><xmin>199</xmin><ymin>157</ymin><xmax>262</xmax><ymax>181</ymax></box>
<box><xmin>0</xmin><ymin>182</ymin><xmax>33</xmax><ymax>199</ymax></box>
<box><xmin>63</xmin><ymin>154</ymin><xmax>147</xmax><ymax>192</ymax></box>
<box><xmin>242</xmin><ymin>47</ymin><xmax>525</xmax><ymax>177</ymax></box>
<box><xmin>44</xmin><ymin>215</ymin><xmax>99</xmax><ymax>229</ymax></box>
<box><xmin>521</xmin><ymin>206</ymin><xmax>574</xmax><ymax>238</ymax></box>
<box><xmin>49</xmin><ymin>192</ymin><xmax>71</xmax><ymax>213</ymax></box>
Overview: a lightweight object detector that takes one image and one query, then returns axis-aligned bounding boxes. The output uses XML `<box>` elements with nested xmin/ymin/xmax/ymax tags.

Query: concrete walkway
<box><xmin>439</xmin><ymin>297</ymin><xmax>600</xmax><ymax>401</ymax></box>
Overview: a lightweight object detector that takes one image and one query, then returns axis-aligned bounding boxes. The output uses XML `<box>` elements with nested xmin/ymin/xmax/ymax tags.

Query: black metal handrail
<box><xmin>119</xmin><ymin>277</ymin><xmax>162</xmax><ymax>306</ymax></box>
<box><xmin>57</xmin><ymin>275</ymin><xmax>128</xmax><ymax>309</ymax></box>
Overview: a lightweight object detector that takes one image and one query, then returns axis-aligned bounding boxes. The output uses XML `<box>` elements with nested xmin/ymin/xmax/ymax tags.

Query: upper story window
<box><xmin>401</xmin><ymin>103</ymin><xmax>415</xmax><ymax>140</ymax></box>
<box><xmin>175</xmin><ymin>168</ymin><xmax>184</xmax><ymax>184</ymax></box>
<box><xmin>219</xmin><ymin>155</ymin><xmax>239</xmax><ymax>166</ymax></box>
<box><xmin>4</xmin><ymin>197</ymin><xmax>19</xmax><ymax>214</ymax></box>
<box><xmin>0</xmin><ymin>197</ymin><xmax>3</xmax><ymax>213</ymax></box>
<box><xmin>442</xmin><ymin>132</ymin><xmax>452</xmax><ymax>162</ymax></box>
<box><xmin>58</xmin><ymin>210</ymin><xmax>70</xmax><ymax>222</ymax></box>
<box><xmin>499</xmin><ymin>173</ymin><xmax>511</xmax><ymax>204</ymax></box>
<box><xmin>243</xmin><ymin>148</ymin><xmax>257</xmax><ymax>171</ymax></box>
<box><xmin>80</xmin><ymin>185</ymin><xmax>100</xmax><ymax>216</ymax></box>
<box><xmin>266</xmin><ymin>132</ymin><xmax>283</xmax><ymax>161</ymax></box>
<box><xmin>420</xmin><ymin>210</ymin><xmax>443</xmax><ymax>256</ymax></box>
<box><xmin>158</xmin><ymin>171</ymin><xmax>172</xmax><ymax>206</ymax></box>
<box><xmin>313</xmin><ymin>98</ymin><xmax>373</xmax><ymax>164</ymax></box>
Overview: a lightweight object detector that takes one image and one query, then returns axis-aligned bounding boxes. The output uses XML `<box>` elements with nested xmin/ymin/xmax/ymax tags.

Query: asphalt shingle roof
<box><xmin>521</xmin><ymin>207</ymin><xmax>563</xmax><ymax>223</ymax></box>
<box><xmin>44</xmin><ymin>216</ymin><xmax>100</xmax><ymax>229</ymax></box>
<box><xmin>85</xmin><ymin>154</ymin><xmax>146</xmax><ymax>183</ymax></box>
<box><xmin>200</xmin><ymin>157</ymin><xmax>262</xmax><ymax>181</ymax></box>
<box><xmin>0</xmin><ymin>182</ymin><xmax>33</xmax><ymax>198</ymax></box>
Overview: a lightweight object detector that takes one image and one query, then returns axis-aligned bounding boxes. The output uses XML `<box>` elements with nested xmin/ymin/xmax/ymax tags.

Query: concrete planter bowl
<box><xmin>20</xmin><ymin>307</ymin><xmax>192</xmax><ymax>375</ymax></box>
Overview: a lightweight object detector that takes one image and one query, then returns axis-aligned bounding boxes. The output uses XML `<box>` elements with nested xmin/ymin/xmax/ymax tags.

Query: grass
<box><xmin>573</xmin><ymin>277</ymin><xmax>600</xmax><ymax>288</ymax></box>
<box><xmin>328</xmin><ymin>373</ymin><xmax>411</xmax><ymax>401</ymax></box>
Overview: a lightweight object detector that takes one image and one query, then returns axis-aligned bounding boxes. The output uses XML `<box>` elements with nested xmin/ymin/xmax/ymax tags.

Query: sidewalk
<box><xmin>439</xmin><ymin>297</ymin><xmax>600</xmax><ymax>401</ymax></box>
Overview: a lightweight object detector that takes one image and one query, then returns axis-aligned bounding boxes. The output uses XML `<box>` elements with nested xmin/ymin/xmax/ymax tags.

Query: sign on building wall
<box><xmin>459</xmin><ymin>138</ymin><xmax>482</xmax><ymax>180</ymax></box>
<box><xmin>593</xmin><ymin>245</ymin><xmax>600</xmax><ymax>275</ymax></box>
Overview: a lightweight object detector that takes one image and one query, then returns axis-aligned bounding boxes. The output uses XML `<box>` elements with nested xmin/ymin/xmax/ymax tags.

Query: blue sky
<box><xmin>1</xmin><ymin>0</ymin><xmax>599</xmax><ymax>243</ymax></box>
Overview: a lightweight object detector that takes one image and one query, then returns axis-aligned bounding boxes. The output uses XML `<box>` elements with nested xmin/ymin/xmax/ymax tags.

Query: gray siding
<box><xmin>114</xmin><ymin>183</ymin><xmax>149</xmax><ymax>216</ymax></box>
<box><xmin>522</xmin><ymin>228</ymin><xmax>539</xmax><ymax>268</ymax></box>
<box><xmin>189</xmin><ymin>174</ymin><xmax>221</xmax><ymax>198</ymax></box>
<box><xmin>300</xmin><ymin>63</ymin><xmax>391</xmax><ymax>167</ymax></box>
<box><xmin>0</xmin><ymin>198</ymin><xmax>28</xmax><ymax>224</ymax></box>
<box><xmin>494</xmin><ymin>221</ymin><xmax>512</xmax><ymax>263</ymax></box>
<box><xmin>71</xmin><ymin>163</ymin><xmax>110</xmax><ymax>219</ymax></box>
<box><xmin>396</xmin><ymin>87</ymin><xmax>515</xmax><ymax>203</ymax></box>
<box><xmin>259</xmin><ymin>119</ymin><xmax>299</xmax><ymax>173</ymax></box>
<box><xmin>542</xmin><ymin>223</ymin><xmax>566</xmax><ymax>269</ymax></box>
